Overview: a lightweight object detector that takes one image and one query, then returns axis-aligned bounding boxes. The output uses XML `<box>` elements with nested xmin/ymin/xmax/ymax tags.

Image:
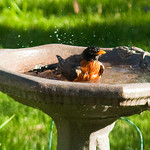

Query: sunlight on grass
<box><xmin>0</xmin><ymin>0</ymin><xmax>150</xmax><ymax>49</ymax></box>
<box><xmin>110</xmin><ymin>111</ymin><xmax>150</xmax><ymax>150</ymax></box>
<box><xmin>0</xmin><ymin>92</ymin><xmax>57</xmax><ymax>150</ymax></box>
<box><xmin>0</xmin><ymin>114</ymin><xmax>15</xmax><ymax>130</ymax></box>
<box><xmin>0</xmin><ymin>0</ymin><xmax>150</xmax><ymax>149</ymax></box>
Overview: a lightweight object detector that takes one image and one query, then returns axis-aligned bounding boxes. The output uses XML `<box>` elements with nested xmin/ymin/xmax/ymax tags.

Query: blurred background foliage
<box><xmin>0</xmin><ymin>0</ymin><xmax>150</xmax><ymax>49</ymax></box>
<box><xmin>0</xmin><ymin>0</ymin><xmax>150</xmax><ymax>149</ymax></box>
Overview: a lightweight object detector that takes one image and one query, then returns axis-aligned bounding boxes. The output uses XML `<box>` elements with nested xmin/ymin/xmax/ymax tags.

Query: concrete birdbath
<box><xmin>0</xmin><ymin>44</ymin><xmax>150</xmax><ymax>150</ymax></box>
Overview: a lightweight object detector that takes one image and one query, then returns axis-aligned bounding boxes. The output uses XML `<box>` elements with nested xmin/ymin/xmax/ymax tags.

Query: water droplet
<box><xmin>31</xmin><ymin>41</ymin><xmax>33</xmax><ymax>43</ymax></box>
<box><xmin>18</xmin><ymin>35</ymin><xmax>21</xmax><ymax>38</ymax></box>
<box><xmin>69</xmin><ymin>41</ymin><xmax>74</xmax><ymax>44</ymax></box>
<box><xmin>49</xmin><ymin>35</ymin><xmax>52</xmax><ymax>38</ymax></box>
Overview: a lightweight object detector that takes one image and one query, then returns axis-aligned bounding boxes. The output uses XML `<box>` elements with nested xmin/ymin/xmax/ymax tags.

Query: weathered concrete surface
<box><xmin>89</xmin><ymin>122</ymin><xmax>115</xmax><ymax>150</ymax></box>
<box><xmin>0</xmin><ymin>44</ymin><xmax>149</xmax><ymax>150</ymax></box>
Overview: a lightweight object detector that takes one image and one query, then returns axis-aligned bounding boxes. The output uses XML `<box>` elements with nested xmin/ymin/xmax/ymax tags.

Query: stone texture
<box><xmin>0</xmin><ymin>44</ymin><xmax>149</xmax><ymax>150</ymax></box>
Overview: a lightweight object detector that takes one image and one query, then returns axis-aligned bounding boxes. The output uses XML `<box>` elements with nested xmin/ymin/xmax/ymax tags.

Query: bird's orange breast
<box><xmin>74</xmin><ymin>60</ymin><xmax>102</xmax><ymax>82</ymax></box>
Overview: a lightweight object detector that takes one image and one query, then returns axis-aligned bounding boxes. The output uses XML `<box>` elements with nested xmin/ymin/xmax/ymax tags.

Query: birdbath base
<box><xmin>89</xmin><ymin>122</ymin><xmax>115</xmax><ymax>150</ymax></box>
<box><xmin>55</xmin><ymin>117</ymin><xmax>115</xmax><ymax>150</ymax></box>
<box><xmin>40</xmin><ymin>102</ymin><xmax>145</xmax><ymax>150</ymax></box>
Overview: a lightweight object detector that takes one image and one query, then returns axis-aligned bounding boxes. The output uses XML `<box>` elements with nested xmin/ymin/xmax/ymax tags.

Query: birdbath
<box><xmin>0</xmin><ymin>44</ymin><xmax>150</xmax><ymax>150</ymax></box>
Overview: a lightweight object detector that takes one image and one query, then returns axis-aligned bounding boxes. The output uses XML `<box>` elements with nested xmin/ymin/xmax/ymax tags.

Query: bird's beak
<box><xmin>96</xmin><ymin>50</ymin><xmax>106</xmax><ymax>55</ymax></box>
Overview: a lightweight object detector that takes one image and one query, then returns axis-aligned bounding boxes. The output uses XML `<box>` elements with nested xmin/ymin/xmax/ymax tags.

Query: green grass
<box><xmin>0</xmin><ymin>0</ymin><xmax>150</xmax><ymax>49</ymax></box>
<box><xmin>0</xmin><ymin>92</ymin><xmax>57</xmax><ymax>150</ymax></box>
<box><xmin>110</xmin><ymin>112</ymin><xmax>150</xmax><ymax>150</ymax></box>
<box><xmin>0</xmin><ymin>0</ymin><xmax>150</xmax><ymax>149</ymax></box>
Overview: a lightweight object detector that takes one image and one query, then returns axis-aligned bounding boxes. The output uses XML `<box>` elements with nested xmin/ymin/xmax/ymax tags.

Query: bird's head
<box><xmin>82</xmin><ymin>46</ymin><xmax>106</xmax><ymax>61</ymax></box>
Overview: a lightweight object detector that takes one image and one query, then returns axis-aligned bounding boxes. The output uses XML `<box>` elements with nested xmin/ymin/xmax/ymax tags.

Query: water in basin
<box><xmin>99</xmin><ymin>67</ymin><xmax>150</xmax><ymax>84</ymax></box>
<box><xmin>25</xmin><ymin>65</ymin><xmax>150</xmax><ymax>84</ymax></box>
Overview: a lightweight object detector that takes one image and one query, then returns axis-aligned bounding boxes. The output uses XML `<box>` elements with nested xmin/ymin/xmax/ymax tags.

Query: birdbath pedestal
<box><xmin>0</xmin><ymin>44</ymin><xmax>149</xmax><ymax>150</ymax></box>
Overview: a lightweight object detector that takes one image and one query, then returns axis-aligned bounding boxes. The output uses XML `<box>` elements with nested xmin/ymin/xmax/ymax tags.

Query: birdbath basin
<box><xmin>0</xmin><ymin>44</ymin><xmax>149</xmax><ymax>150</ymax></box>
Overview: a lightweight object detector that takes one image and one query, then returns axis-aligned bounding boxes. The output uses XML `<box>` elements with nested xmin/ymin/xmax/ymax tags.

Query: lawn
<box><xmin>0</xmin><ymin>0</ymin><xmax>150</xmax><ymax>149</ymax></box>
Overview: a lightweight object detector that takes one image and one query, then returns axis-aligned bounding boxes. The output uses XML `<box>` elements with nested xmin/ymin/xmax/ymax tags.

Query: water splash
<box><xmin>54</xmin><ymin>28</ymin><xmax>62</xmax><ymax>43</ymax></box>
<box><xmin>51</xmin><ymin>26</ymin><xmax>105</xmax><ymax>46</ymax></box>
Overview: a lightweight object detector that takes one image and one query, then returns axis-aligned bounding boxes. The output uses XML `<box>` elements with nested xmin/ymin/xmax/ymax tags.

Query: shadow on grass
<box><xmin>0</xmin><ymin>20</ymin><xmax>150</xmax><ymax>50</ymax></box>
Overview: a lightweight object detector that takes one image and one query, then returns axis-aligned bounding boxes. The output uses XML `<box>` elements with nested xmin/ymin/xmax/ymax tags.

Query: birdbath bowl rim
<box><xmin>0</xmin><ymin>44</ymin><xmax>149</xmax><ymax>106</ymax></box>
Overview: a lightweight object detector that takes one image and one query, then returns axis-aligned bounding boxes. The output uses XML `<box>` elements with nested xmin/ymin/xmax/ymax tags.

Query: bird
<box><xmin>56</xmin><ymin>46</ymin><xmax>106</xmax><ymax>82</ymax></box>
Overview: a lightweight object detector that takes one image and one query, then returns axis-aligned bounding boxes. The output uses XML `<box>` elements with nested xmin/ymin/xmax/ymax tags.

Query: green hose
<box><xmin>120</xmin><ymin>117</ymin><xmax>143</xmax><ymax>150</ymax></box>
<box><xmin>48</xmin><ymin>118</ymin><xmax>143</xmax><ymax>150</ymax></box>
<box><xmin>48</xmin><ymin>120</ymin><xmax>54</xmax><ymax>150</ymax></box>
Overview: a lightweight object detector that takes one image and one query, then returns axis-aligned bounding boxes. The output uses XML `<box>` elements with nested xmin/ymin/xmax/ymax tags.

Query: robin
<box><xmin>56</xmin><ymin>46</ymin><xmax>106</xmax><ymax>82</ymax></box>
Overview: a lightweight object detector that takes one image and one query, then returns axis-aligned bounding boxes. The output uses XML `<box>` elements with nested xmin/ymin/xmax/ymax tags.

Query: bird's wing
<box><xmin>56</xmin><ymin>54</ymin><xmax>82</xmax><ymax>81</ymax></box>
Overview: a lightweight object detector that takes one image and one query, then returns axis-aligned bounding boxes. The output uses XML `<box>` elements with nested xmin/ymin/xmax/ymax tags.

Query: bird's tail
<box><xmin>56</xmin><ymin>55</ymin><xmax>64</xmax><ymax>64</ymax></box>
